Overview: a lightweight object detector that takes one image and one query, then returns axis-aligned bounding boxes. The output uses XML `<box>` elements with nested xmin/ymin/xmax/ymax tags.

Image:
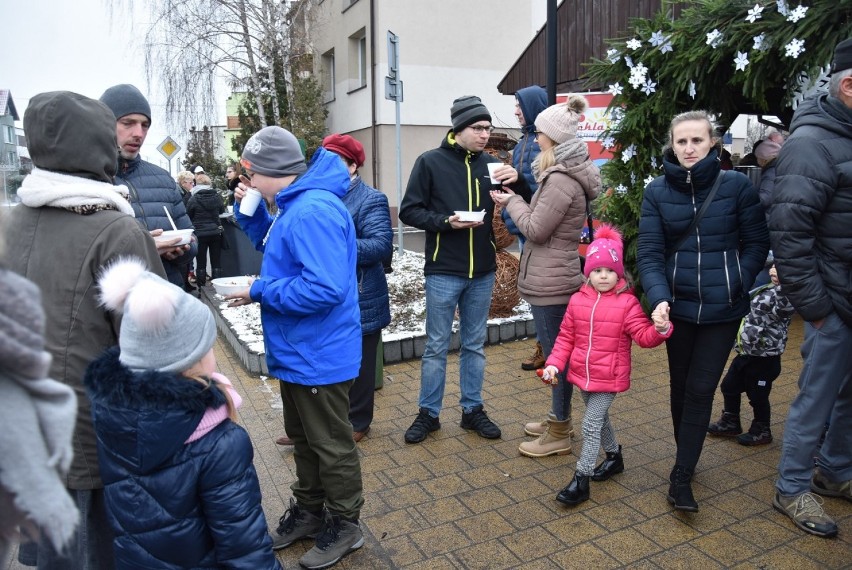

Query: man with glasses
<box><xmin>399</xmin><ymin>95</ymin><xmax>530</xmax><ymax>444</ymax></box>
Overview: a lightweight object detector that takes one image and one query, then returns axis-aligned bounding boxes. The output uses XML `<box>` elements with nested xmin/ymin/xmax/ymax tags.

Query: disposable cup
<box><xmin>487</xmin><ymin>162</ymin><xmax>502</xmax><ymax>185</ymax></box>
<box><xmin>239</xmin><ymin>188</ymin><xmax>263</xmax><ymax>216</ymax></box>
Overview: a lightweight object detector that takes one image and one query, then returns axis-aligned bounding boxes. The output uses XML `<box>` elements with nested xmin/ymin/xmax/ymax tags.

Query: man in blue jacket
<box><xmin>100</xmin><ymin>84</ymin><xmax>197</xmax><ymax>287</ymax></box>
<box><xmin>227</xmin><ymin>126</ymin><xmax>364</xmax><ymax>569</ymax></box>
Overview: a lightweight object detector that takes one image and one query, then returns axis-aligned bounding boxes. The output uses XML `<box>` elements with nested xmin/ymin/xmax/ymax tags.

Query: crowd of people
<box><xmin>0</xmin><ymin>36</ymin><xmax>850</xmax><ymax>569</ymax></box>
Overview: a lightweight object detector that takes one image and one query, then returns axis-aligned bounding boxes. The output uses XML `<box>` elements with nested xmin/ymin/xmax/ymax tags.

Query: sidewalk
<box><xmin>7</xmin><ymin>317</ymin><xmax>850</xmax><ymax>569</ymax></box>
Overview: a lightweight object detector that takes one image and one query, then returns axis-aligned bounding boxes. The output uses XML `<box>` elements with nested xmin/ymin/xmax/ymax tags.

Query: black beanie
<box><xmin>99</xmin><ymin>84</ymin><xmax>152</xmax><ymax>122</ymax></box>
<box><xmin>24</xmin><ymin>91</ymin><xmax>118</xmax><ymax>183</ymax></box>
<box><xmin>450</xmin><ymin>95</ymin><xmax>492</xmax><ymax>133</ymax></box>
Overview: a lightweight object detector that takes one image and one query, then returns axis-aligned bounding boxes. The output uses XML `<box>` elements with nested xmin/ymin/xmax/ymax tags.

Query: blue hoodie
<box><xmin>236</xmin><ymin>147</ymin><xmax>361</xmax><ymax>385</ymax></box>
<box><xmin>504</xmin><ymin>85</ymin><xmax>548</xmax><ymax>236</ymax></box>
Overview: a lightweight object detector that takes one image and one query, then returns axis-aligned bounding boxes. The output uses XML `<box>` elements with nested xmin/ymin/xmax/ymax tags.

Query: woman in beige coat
<box><xmin>491</xmin><ymin>95</ymin><xmax>601</xmax><ymax>457</ymax></box>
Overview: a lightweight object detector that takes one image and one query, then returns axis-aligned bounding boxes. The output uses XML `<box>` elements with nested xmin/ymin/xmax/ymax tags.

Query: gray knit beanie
<box><xmin>240</xmin><ymin>126</ymin><xmax>307</xmax><ymax>177</ymax></box>
<box><xmin>534</xmin><ymin>95</ymin><xmax>588</xmax><ymax>144</ymax></box>
<box><xmin>450</xmin><ymin>95</ymin><xmax>492</xmax><ymax>133</ymax></box>
<box><xmin>99</xmin><ymin>259</ymin><xmax>217</xmax><ymax>374</ymax></box>
<box><xmin>99</xmin><ymin>84</ymin><xmax>152</xmax><ymax>122</ymax></box>
<box><xmin>24</xmin><ymin>91</ymin><xmax>118</xmax><ymax>183</ymax></box>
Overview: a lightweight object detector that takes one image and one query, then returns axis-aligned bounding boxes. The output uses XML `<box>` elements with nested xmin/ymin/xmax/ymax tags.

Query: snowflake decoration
<box><xmin>624</xmin><ymin>55</ymin><xmax>634</xmax><ymax>68</ymax></box>
<box><xmin>644</xmin><ymin>175</ymin><xmax>656</xmax><ymax>187</ymax></box>
<box><xmin>602</xmin><ymin>136</ymin><xmax>616</xmax><ymax>150</ymax></box>
<box><xmin>610</xmin><ymin>108</ymin><xmax>625</xmax><ymax>124</ymax></box>
<box><xmin>789</xmin><ymin>65</ymin><xmax>831</xmax><ymax>110</ymax></box>
<box><xmin>630</xmin><ymin>172</ymin><xmax>637</xmax><ymax>185</ymax></box>
<box><xmin>787</xmin><ymin>4</ymin><xmax>808</xmax><ymax>22</ymax></box>
<box><xmin>641</xmin><ymin>78</ymin><xmax>657</xmax><ymax>95</ymax></box>
<box><xmin>606</xmin><ymin>48</ymin><xmax>620</xmax><ymax>64</ymax></box>
<box><xmin>734</xmin><ymin>51</ymin><xmax>750</xmax><ymax>72</ymax></box>
<box><xmin>621</xmin><ymin>144</ymin><xmax>636</xmax><ymax>163</ymax></box>
<box><xmin>632</xmin><ymin>62</ymin><xmax>648</xmax><ymax>77</ymax></box>
<box><xmin>659</xmin><ymin>38</ymin><xmax>674</xmax><ymax>54</ymax></box>
<box><xmin>776</xmin><ymin>0</ymin><xmax>789</xmax><ymax>16</ymax></box>
<box><xmin>649</xmin><ymin>30</ymin><xmax>666</xmax><ymax>47</ymax></box>
<box><xmin>746</xmin><ymin>4</ymin><xmax>764</xmax><ymax>23</ymax></box>
<box><xmin>608</xmin><ymin>83</ymin><xmax>624</xmax><ymax>96</ymax></box>
<box><xmin>753</xmin><ymin>33</ymin><xmax>768</xmax><ymax>51</ymax></box>
<box><xmin>629</xmin><ymin>74</ymin><xmax>645</xmax><ymax>89</ymax></box>
<box><xmin>615</xmin><ymin>184</ymin><xmax>628</xmax><ymax>195</ymax></box>
<box><xmin>706</xmin><ymin>29</ymin><xmax>723</xmax><ymax>49</ymax></box>
<box><xmin>651</xmin><ymin>157</ymin><xmax>658</xmax><ymax>169</ymax></box>
<box><xmin>785</xmin><ymin>38</ymin><xmax>805</xmax><ymax>59</ymax></box>
<box><xmin>626</xmin><ymin>38</ymin><xmax>642</xmax><ymax>50</ymax></box>
<box><xmin>688</xmin><ymin>80</ymin><xmax>697</xmax><ymax>99</ymax></box>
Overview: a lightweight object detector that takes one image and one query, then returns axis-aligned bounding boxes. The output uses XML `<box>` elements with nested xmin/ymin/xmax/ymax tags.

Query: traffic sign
<box><xmin>157</xmin><ymin>136</ymin><xmax>181</xmax><ymax>161</ymax></box>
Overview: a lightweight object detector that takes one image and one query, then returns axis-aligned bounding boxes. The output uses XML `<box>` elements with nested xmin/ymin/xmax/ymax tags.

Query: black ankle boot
<box><xmin>591</xmin><ymin>445</ymin><xmax>624</xmax><ymax>481</ymax></box>
<box><xmin>555</xmin><ymin>472</ymin><xmax>590</xmax><ymax>506</ymax></box>
<box><xmin>668</xmin><ymin>465</ymin><xmax>698</xmax><ymax>512</ymax></box>
<box><xmin>196</xmin><ymin>269</ymin><xmax>207</xmax><ymax>286</ymax></box>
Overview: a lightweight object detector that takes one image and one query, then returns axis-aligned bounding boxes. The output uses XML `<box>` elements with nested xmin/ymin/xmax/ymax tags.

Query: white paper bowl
<box><xmin>454</xmin><ymin>210</ymin><xmax>486</xmax><ymax>223</ymax></box>
<box><xmin>156</xmin><ymin>229</ymin><xmax>194</xmax><ymax>246</ymax></box>
<box><xmin>211</xmin><ymin>276</ymin><xmax>252</xmax><ymax>296</ymax></box>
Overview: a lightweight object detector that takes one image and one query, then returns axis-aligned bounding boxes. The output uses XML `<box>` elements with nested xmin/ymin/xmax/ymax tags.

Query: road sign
<box><xmin>157</xmin><ymin>136</ymin><xmax>181</xmax><ymax>161</ymax></box>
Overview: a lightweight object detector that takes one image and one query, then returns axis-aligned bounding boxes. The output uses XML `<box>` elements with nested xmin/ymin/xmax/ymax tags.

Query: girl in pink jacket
<box><xmin>541</xmin><ymin>225</ymin><xmax>672</xmax><ymax>506</ymax></box>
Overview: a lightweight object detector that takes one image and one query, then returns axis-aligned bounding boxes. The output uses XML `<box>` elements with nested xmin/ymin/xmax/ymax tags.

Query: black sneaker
<box><xmin>404</xmin><ymin>408</ymin><xmax>440</xmax><ymax>444</ymax></box>
<box><xmin>272</xmin><ymin>498</ymin><xmax>324</xmax><ymax>550</ymax></box>
<box><xmin>299</xmin><ymin>512</ymin><xmax>364</xmax><ymax>569</ymax></box>
<box><xmin>736</xmin><ymin>421</ymin><xmax>772</xmax><ymax>446</ymax></box>
<box><xmin>707</xmin><ymin>411</ymin><xmax>742</xmax><ymax>437</ymax></box>
<box><xmin>460</xmin><ymin>406</ymin><xmax>501</xmax><ymax>439</ymax></box>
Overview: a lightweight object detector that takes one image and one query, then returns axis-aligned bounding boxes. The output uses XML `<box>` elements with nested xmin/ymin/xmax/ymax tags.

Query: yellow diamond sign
<box><xmin>157</xmin><ymin>136</ymin><xmax>181</xmax><ymax>160</ymax></box>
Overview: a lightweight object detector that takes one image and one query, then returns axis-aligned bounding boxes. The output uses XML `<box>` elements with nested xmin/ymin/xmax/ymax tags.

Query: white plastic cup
<box><xmin>239</xmin><ymin>188</ymin><xmax>263</xmax><ymax>216</ymax></box>
<box><xmin>487</xmin><ymin>162</ymin><xmax>501</xmax><ymax>185</ymax></box>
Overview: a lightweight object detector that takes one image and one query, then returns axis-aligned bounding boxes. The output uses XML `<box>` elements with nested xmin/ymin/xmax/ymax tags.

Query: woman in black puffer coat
<box><xmin>637</xmin><ymin>111</ymin><xmax>769</xmax><ymax>512</ymax></box>
<box><xmin>186</xmin><ymin>173</ymin><xmax>226</xmax><ymax>285</ymax></box>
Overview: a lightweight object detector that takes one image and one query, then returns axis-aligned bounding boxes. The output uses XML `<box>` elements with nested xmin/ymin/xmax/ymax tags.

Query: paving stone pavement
<box><xmin>6</xmin><ymin>317</ymin><xmax>850</xmax><ymax>569</ymax></box>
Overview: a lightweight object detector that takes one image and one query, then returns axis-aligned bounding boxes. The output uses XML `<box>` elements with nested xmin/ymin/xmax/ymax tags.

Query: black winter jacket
<box><xmin>769</xmin><ymin>94</ymin><xmax>852</xmax><ymax>325</ymax></box>
<box><xmin>116</xmin><ymin>155</ymin><xmax>197</xmax><ymax>285</ymax></box>
<box><xmin>637</xmin><ymin>149</ymin><xmax>769</xmax><ymax>324</ymax></box>
<box><xmin>84</xmin><ymin>348</ymin><xmax>280</xmax><ymax>570</ymax></box>
<box><xmin>187</xmin><ymin>186</ymin><xmax>226</xmax><ymax>237</ymax></box>
<box><xmin>399</xmin><ymin>131</ymin><xmax>531</xmax><ymax>278</ymax></box>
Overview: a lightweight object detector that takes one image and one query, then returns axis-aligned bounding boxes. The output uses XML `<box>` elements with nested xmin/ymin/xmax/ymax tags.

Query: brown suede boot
<box><xmin>519</xmin><ymin>418</ymin><xmax>572</xmax><ymax>457</ymax></box>
<box><xmin>521</xmin><ymin>341</ymin><xmax>546</xmax><ymax>371</ymax></box>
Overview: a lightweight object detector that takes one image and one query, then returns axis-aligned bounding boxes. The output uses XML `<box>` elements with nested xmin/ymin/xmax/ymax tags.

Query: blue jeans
<box><xmin>777</xmin><ymin>313</ymin><xmax>852</xmax><ymax>496</ymax></box>
<box><xmin>419</xmin><ymin>272</ymin><xmax>495</xmax><ymax>416</ymax></box>
<box><xmin>530</xmin><ymin>303</ymin><xmax>573</xmax><ymax>420</ymax></box>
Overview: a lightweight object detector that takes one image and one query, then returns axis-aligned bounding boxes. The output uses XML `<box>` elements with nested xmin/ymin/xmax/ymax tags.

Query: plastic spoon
<box><xmin>163</xmin><ymin>206</ymin><xmax>179</xmax><ymax>231</ymax></box>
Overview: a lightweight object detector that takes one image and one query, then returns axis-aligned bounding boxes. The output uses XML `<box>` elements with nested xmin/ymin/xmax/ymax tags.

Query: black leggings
<box><xmin>721</xmin><ymin>353</ymin><xmax>781</xmax><ymax>423</ymax></box>
<box><xmin>666</xmin><ymin>319</ymin><xmax>740</xmax><ymax>470</ymax></box>
<box><xmin>196</xmin><ymin>234</ymin><xmax>223</xmax><ymax>274</ymax></box>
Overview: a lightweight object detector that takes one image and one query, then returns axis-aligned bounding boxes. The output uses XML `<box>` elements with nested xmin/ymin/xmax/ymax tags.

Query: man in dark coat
<box><xmin>769</xmin><ymin>38</ymin><xmax>852</xmax><ymax>539</ymax></box>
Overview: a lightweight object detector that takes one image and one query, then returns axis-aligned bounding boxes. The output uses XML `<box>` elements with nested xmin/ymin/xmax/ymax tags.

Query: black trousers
<box><xmin>349</xmin><ymin>331</ymin><xmax>380</xmax><ymax>432</ymax></box>
<box><xmin>666</xmin><ymin>319</ymin><xmax>740</xmax><ymax>470</ymax></box>
<box><xmin>196</xmin><ymin>234</ymin><xmax>223</xmax><ymax>274</ymax></box>
<box><xmin>721</xmin><ymin>353</ymin><xmax>781</xmax><ymax>423</ymax></box>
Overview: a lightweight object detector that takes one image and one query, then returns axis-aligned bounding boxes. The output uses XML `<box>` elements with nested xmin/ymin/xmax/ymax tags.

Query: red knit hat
<box><xmin>583</xmin><ymin>224</ymin><xmax>624</xmax><ymax>278</ymax></box>
<box><xmin>322</xmin><ymin>134</ymin><xmax>366</xmax><ymax>169</ymax></box>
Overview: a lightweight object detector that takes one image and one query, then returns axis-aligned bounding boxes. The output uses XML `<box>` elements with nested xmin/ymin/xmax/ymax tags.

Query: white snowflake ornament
<box><xmin>608</xmin><ymin>83</ymin><xmax>624</xmax><ymax>96</ymax></box>
<box><xmin>602</xmin><ymin>136</ymin><xmax>616</xmax><ymax>150</ymax></box>
<box><xmin>659</xmin><ymin>38</ymin><xmax>674</xmax><ymax>54</ymax></box>
<box><xmin>746</xmin><ymin>4</ymin><xmax>764</xmax><ymax>23</ymax></box>
<box><xmin>642</xmin><ymin>78</ymin><xmax>657</xmax><ymax>95</ymax></box>
<box><xmin>615</xmin><ymin>184</ymin><xmax>627</xmax><ymax>195</ymax></box>
<box><xmin>626</xmin><ymin>38</ymin><xmax>642</xmax><ymax>50</ymax></box>
<box><xmin>734</xmin><ymin>51</ymin><xmax>750</xmax><ymax>72</ymax></box>
<box><xmin>651</xmin><ymin>157</ymin><xmax>658</xmax><ymax>169</ymax></box>
<box><xmin>688</xmin><ymin>80</ymin><xmax>697</xmax><ymax>99</ymax></box>
<box><xmin>785</xmin><ymin>38</ymin><xmax>805</xmax><ymax>59</ymax></box>
<box><xmin>776</xmin><ymin>0</ymin><xmax>789</xmax><ymax>16</ymax></box>
<box><xmin>706</xmin><ymin>29</ymin><xmax>723</xmax><ymax>49</ymax></box>
<box><xmin>644</xmin><ymin>175</ymin><xmax>656</xmax><ymax>187</ymax></box>
<box><xmin>787</xmin><ymin>4</ymin><xmax>808</xmax><ymax>22</ymax></box>
<box><xmin>789</xmin><ymin>65</ymin><xmax>831</xmax><ymax>110</ymax></box>
<box><xmin>621</xmin><ymin>144</ymin><xmax>636</xmax><ymax>163</ymax></box>
<box><xmin>607</xmin><ymin>49</ymin><xmax>620</xmax><ymax>64</ymax></box>
<box><xmin>753</xmin><ymin>33</ymin><xmax>768</xmax><ymax>51</ymax></box>
<box><xmin>624</xmin><ymin>55</ymin><xmax>634</xmax><ymax>68</ymax></box>
<box><xmin>649</xmin><ymin>30</ymin><xmax>666</xmax><ymax>47</ymax></box>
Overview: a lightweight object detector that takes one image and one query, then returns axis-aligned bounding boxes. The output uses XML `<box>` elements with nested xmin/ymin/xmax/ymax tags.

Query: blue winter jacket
<box><xmin>236</xmin><ymin>147</ymin><xmax>361</xmax><ymax>385</ymax></box>
<box><xmin>341</xmin><ymin>176</ymin><xmax>392</xmax><ymax>335</ymax></box>
<box><xmin>116</xmin><ymin>155</ymin><xmax>197</xmax><ymax>286</ymax></box>
<box><xmin>637</xmin><ymin>149</ymin><xmax>769</xmax><ymax>324</ymax></box>
<box><xmin>504</xmin><ymin>86</ymin><xmax>548</xmax><ymax>236</ymax></box>
<box><xmin>84</xmin><ymin>348</ymin><xmax>280</xmax><ymax>570</ymax></box>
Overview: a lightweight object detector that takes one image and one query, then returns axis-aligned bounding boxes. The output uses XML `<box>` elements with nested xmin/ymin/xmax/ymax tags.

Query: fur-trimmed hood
<box><xmin>84</xmin><ymin>347</ymin><xmax>227</xmax><ymax>474</ymax></box>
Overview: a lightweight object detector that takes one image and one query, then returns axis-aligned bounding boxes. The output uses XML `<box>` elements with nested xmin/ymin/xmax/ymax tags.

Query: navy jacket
<box><xmin>341</xmin><ymin>176</ymin><xmax>393</xmax><ymax>334</ymax></box>
<box><xmin>84</xmin><ymin>348</ymin><xmax>279</xmax><ymax>570</ymax></box>
<box><xmin>504</xmin><ymin>86</ymin><xmax>548</xmax><ymax>236</ymax></box>
<box><xmin>116</xmin><ymin>155</ymin><xmax>197</xmax><ymax>286</ymax></box>
<box><xmin>637</xmin><ymin>149</ymin><xmax>769</xmax><ymax>324</ymax></box>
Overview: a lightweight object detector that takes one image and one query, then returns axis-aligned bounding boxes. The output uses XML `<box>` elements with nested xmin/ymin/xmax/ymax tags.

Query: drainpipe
<box><xmin>370</xmin><ymin>0</ymin><xmax>379</xmax><ymax>188</ymax></box>
<box><xmin>547</xmin><ymin>0</ymin><xmax>557</xmax><ymax>105</ymax></box>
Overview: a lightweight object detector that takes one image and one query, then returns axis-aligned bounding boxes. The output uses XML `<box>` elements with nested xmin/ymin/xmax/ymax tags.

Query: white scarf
<box><xmin>17</xmin><ymin>168</ymin><xmax>135</xmax><ymax>216</ymax></box>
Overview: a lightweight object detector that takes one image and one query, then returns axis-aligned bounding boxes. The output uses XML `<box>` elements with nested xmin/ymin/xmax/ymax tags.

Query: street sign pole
<box><xmin>386</xmin><ymin>31</ymin><xmax>404</xmax><ymax>253</ymax></box>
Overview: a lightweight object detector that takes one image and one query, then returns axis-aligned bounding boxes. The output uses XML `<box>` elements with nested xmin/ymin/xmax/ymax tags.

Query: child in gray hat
<box><xmin>84</xmin><ymin>258</ymin><xmax>281</xmax><ymax>570</ymax></box>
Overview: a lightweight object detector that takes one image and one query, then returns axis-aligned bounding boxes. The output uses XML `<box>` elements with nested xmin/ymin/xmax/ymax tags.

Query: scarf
<box><xmin>17</xmin><ymin>168</ymin><xmax>135</xmax><ymax>216</ymax></box>
<box><xmin>531</xmin><ymin>137</ymin><xmax>589</xmax><ymax>182</ymax></box>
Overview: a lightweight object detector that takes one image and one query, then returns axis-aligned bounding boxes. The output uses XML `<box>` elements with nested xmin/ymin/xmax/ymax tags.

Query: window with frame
<box><xmin>321</xmin><ymin>49</ymin><xmax>336</xmax><ymax>103</ymax></box>
<box><xmin>4</xmin><ymin>125</ymin><xmax>14</xmax><ymax>145</ymax></box>
<box><xmin>348</xmin><ymin>28</ymin><xmax>367</xmax><ymax>92</ymax></box>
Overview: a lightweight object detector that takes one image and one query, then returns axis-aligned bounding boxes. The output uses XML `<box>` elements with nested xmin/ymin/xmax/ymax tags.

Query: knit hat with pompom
<box><xmin>534</xmin><ymin>94</ymin><xmax>588</xmax><ymax>144</ymax></box>
<box><xmin>98</xmin><ymin>258</ymin><xmax>217</xmax><ymax>373</ymax></box>
<box><xmin>583</xmin><ymin>224</ymin><xmax>625</xmax><ymax>278</ymax></box>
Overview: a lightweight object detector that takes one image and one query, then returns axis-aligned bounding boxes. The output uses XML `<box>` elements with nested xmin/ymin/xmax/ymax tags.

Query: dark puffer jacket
<box><xmin>638</xmin><ymin>149</ymin><xmax>769</xmax><ymax>324</ymax></box>
<box><xmin>341</xmin><ymin>176</ymin><xmax>393</xmax><ymax>334</ymax></box>
<box><xmin>187</xmin><ymin>185</ymin><xmax>226</xmax><ymax>237</ymax></box>
<box><xmin>84</xmin><ymin>348</ymin><xmax>279</xmax><ymax>570</ymax></box>
<box><xmin>116</xmin><ymin>155</ymin><xmax>197</xmax><ymax>286</ymax></box>
<box><xmin>769</xmin><ymin>94</ymin><xmax>852</xmax><ymax>326</ymax></box>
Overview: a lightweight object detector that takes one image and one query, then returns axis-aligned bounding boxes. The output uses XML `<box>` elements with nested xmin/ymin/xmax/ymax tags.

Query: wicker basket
<box><xmin>489</xmin><ymin>250</ymin><xmax>520</xmax><ymax>318</ymax></box>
